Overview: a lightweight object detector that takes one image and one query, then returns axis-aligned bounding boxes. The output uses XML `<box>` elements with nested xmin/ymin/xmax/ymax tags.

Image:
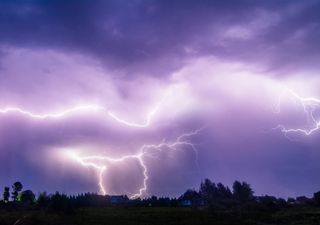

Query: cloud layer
<box><xmin>1</xmin><ymin>0</ymin><xmax>320</xmax><ymax>198</ymax></box>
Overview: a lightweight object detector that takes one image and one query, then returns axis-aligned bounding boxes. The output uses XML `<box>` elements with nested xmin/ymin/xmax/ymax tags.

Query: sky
<box><xmin>1</xmin><ymin>0</ymin><xmax>320</xmax><ymax>198</ymax></box>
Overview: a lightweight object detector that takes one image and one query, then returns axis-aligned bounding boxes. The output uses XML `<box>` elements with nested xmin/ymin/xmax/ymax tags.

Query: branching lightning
<box><xmin>0</xmin><ymin>103</ymin><xmax>160</xmax><ymax>128</ymax></box>
<box><xmin>275</xmin><ymin>88</ymin><xmax>320</xmax><ymax>136</ymax></box>
<box><xmin>107</xmin><ymin>104</ymin><xmax>159</xmax><ymax>128</ymax></box>
<box><xmin>0</xmin><ymin>105</ymin><xmax>157</xmax><ymax>128</ymax></box>
<box><xmin>0</xmin><ymin>105</ymin><xmax>104</xmax><ymax>119</ymax></box>
<box><xmin>0</xmin><ymin>91</ymin><xmax>204</xmax><ymax>198</ymax></box>
<box><xmin>0</xmin><ymin>91</ymin><xmax>170</xmax><ymax>128</ymax></box>
<box><xmin>65</xmin><ymin>127</ymin><xmax>204</xmax><ymax>198</ymax></box>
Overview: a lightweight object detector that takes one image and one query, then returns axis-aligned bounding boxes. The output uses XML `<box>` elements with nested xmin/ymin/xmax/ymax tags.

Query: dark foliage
<box><xmin>20</xmin><ymin>190</ymin><xmax>35</xmax><ymax>204</ymax></box>
<box><xmin>0</xmin><ymin>178</ymin><xmax>320</xmax><ymax>224</ymax></box>
<box><xmin>11</xmin><ymin>181</ymin><xmax>23</xmax><ymax>201</ymax></box>
<box><xmin>2</xmin><ymin>187</ymin><xmax>9</xmax><ymax>203</ymax></box>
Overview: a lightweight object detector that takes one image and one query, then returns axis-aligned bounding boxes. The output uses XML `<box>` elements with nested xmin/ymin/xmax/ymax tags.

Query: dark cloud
<box><xmin>1</xmin><ymin>0</ymin><xmax>320</xmax><ymax>197</ymax></box>
<box><xmin>1</xmin><ymin>0</ymin><xmax>319</xmax><ymax>76</ymax></box>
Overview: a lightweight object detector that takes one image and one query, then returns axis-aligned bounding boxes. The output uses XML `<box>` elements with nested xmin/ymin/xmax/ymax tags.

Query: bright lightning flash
<box><xmin>0</xmin><ymin>91</ymin><xmax>171</xmax><ymax>128</ymax></box>
<box><xmin>65</xmin><ymin>127</ymin><xmax>204</xmax><ymax>199</ymax></box>
<box><xmin>275</xmin><ymin>88</ymin><xmax>320</xmax><ymax>136</ymax></box>
<box><xmin>0</xmin><ymin>90</ymin><xmax>202</xmax><ymax>198</ymax></box>
<box><xmin>0</xmin><ymin>106</ymin><xmax>103</xmax><ymax>119</ymax></box>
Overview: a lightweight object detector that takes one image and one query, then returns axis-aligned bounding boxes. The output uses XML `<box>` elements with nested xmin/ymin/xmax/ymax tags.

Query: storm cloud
<box><xmin>1</xmin><ymin>0</ymin><xmax>320</xmax><ymax>198</ymax></box>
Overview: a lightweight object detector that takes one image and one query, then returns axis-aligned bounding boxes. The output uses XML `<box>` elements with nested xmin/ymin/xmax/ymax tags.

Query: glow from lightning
<box><xmin>0</xmin><ymin>105</ymin><xmax>104</xmax><ymax>119</ymax></box>
<box><xmin>107</xmin><ymin>104</ymin><xmax>159</xmax><ymax>128</ymax></box>
<box><xmin>0</xmin><ymin>90</ymin><xmax>202</xmax><ymax>198</ymax></box>
<box><xmin>0</xmin><ymin>96</ymin><xmax>168</xmax><ymax>128</ymax></box>
<box><xmin>0</xmin><ymin>91</ymin><xmax>171</xmax><ymax>128</ymax></box>
<box><xmin>0</xmin><ymin>103</ymin><xmax>158</xmax><ymax>129</ymax></box>
<box><xmin>65</xmin><ymin>127</ymin><xmax>204</xmax><ymax>198</ymax></box>
<box><xmin>275</xmin><ymin>88</ymin><xmax>320</xmax><ymax>136</ymax></box>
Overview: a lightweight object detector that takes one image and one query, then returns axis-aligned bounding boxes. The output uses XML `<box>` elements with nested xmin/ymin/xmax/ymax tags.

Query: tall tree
<box><xmin>232</xmin><ymin>180</ymin><xmax>254</xmax><ymax>202</ymax></box>
<box><xmin>217</xmin><ymin>182</ymin><xmax>232</xmax><ymax>199</ymax></box>
<box><xmin>3</xmin><ymin>187</ymin><xmax>10</xmax><ymax>203</ymax></box>
<box><xmin>21</xmin><ymin>190</ymin><xmax>35</xmax><ymax>204</ymax></box>
<box><xmin>11</xmin><ymin>181</ymin><xmax>23</xmax><ymax>201</ymax></box>
<box><xmin>199</xmin><ymin>178</ymin><xmax>217</xmax><ymax>204</ymax></box>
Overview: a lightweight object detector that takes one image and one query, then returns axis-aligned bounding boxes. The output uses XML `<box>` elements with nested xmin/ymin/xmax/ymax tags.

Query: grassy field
<box><xmin>1</xmin><ymin>206</ymin><xmax>320</xmax><ymax>225</ymax></box>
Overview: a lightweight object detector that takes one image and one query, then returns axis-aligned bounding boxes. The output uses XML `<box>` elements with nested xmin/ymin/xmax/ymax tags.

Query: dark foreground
<box><xmin>1</xmin><ymin>207</ymin><xmax>320</xmax><ymax>225</ymax></box>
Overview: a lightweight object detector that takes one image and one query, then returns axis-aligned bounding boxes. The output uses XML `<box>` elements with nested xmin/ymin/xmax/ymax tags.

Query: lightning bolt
<box><xmin>65</xmin><ymin>127</ymin><xmax>204</xmax><ymax>199</ymax></box>
<box><xmin>275</xmin><ymin>88</ymin><xmax>320</xmax><ymax>136</ymax></box>
<box><xmin>0</xmin><ymin>105</ymin><xmax>104</xmax><ymax>119</ymax></box>
<box><xmin>107</xmin><ymin>103</ymin><xmax>159</xmax><ymax>128</ymax></box>
<box><xmin>0</xmin><ymin>90</ymin><xmax>203</xmax><ymax>197</ymax></box>
<box><xmin>0</xmin><ymin>91</ymin><xmax>170</xmax><ymax>128</ymax></box>
<box><xmin>107</xmin><ymin>90</ymin><xmax>171</xmax><ymax>127</ymax></box>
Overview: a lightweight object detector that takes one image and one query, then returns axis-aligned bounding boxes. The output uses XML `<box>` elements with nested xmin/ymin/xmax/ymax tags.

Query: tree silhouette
<box><xmin>21</xmin><ymin>190</ymin><xmax>35</xmax><ymax>204</ymax></box>
<box><xmin>232</xmin><ymin>180</ymin><xmax>254</xmax><ymax>202</ymax></box>
<box><xmin>216</xmin><ymin>182</ymin><xmax>232</xmax><ymax>199</ymax></box>
<box><xmin>51</xmin><ymin>192</ymin><xmax>70</xmax><ymax>212</ymax></box>
<box><xmin>3</xmin><ymin>186</ymin><xmax>10</xmax><ymax>203</ymax></box>
<box><xmin>11</xmin><ymin>181</ymin><xmax>23</xmax><ymax>201</ymax></box>
<box><xmin>37</xmin><ymin>192</ymin><xmax>49</xmax><ymax>207</ymax></box>
<box><xmin>199</xmin><ymin>178</ymin><xmax>217</xmax><ymax>204</ymax></box>
<box><xmin>180</xmin><ymin>189</ymin><xmax>199</xmax><ymax>201</ymax></box>
<box><xmin>313</xmin><ymin>191</ymin><xmax>320</xmax><ymax>205</ymax></box>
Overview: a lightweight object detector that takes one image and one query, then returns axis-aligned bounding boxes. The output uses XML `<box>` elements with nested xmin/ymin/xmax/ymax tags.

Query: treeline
<box><xmin>1</xmin><ymin>179</ymin><xmax>320</xmax><ymax>213</ymax></box>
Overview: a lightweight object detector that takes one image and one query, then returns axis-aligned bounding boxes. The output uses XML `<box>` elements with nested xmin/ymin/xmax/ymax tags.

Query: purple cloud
<box><xmin>0</xmin><ymin>0</ymin><xmax>320</xmax><ymax>198</ymax></box>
